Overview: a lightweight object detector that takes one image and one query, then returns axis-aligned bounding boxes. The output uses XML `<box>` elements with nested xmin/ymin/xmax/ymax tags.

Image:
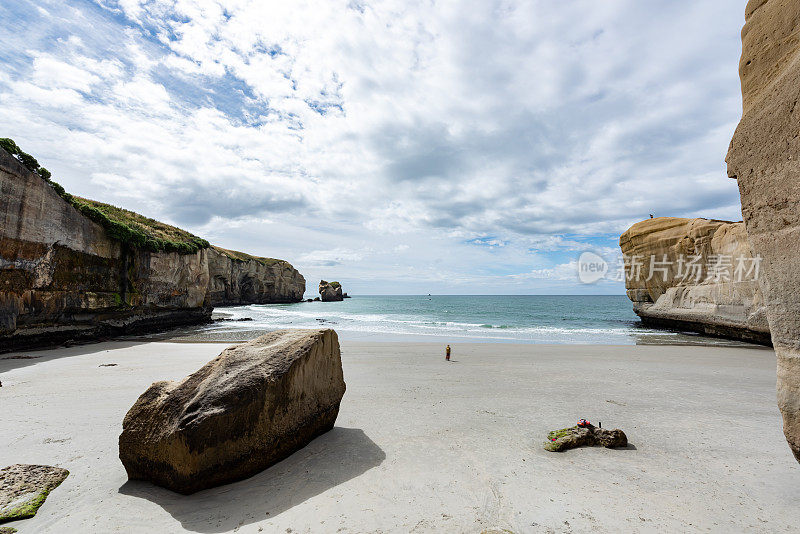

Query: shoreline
<box><xmin>3</xmin><ymin>327</ymin><xmax>772</xmax><ymax>352</ymax></box>
<box><xmin>1</xmin><ymin>339</ymin><xmax>794</xmax><ymax>533</ymax></box>
<box><xmin>125</xmin><ymin>336</ymin><xmax>776</xmax><ymax>351</ymax></box>
<box><xmin>136</xmin><ymin>326</ymin><xmax>769</xmax><ymax>348</ymax></box>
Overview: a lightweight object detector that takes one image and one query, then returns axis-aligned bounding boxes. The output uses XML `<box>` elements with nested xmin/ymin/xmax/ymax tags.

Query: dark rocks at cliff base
<box><xmin>0</xmin><ymin>464</ymin><xmax>69</xmax><ymax>523</ymax></box>
<box><xmin>319</xmin><ymin>280</ymin><xmax>344</xmax><ymax>302</ymax></box>
<box><xmin>544</xmin><ymin>425</ymin><xmax>627</xmax><ymax>452</ymax></box>
<box><xmin>119</xmin><ymin>329</ymin><xmax>346</xmax><ymax>494</ymax></box>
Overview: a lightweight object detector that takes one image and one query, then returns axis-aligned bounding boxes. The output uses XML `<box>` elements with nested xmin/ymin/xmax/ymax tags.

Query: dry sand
<box><xmin>0</xmin><ymin>340</ymin><xmax>797</xmax><ymax>533</ymax></box>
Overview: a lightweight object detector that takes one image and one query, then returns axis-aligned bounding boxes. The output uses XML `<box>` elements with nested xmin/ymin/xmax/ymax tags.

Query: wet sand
<box><xmin>0</xmin><ymin>340</ymin><xmax>796</xmax><ymax>533</ymax></box>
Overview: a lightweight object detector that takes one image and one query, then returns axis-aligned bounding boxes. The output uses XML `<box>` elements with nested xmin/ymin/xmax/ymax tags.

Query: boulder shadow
<box><xmin>118</xmin><ymin>427</ymin><xmax>384</xmax><ymax>533</ymax></box>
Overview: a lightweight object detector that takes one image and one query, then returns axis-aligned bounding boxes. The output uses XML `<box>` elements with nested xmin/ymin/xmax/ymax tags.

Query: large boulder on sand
<box><xmin>726</xmin><ymin>0</ymin><xmax>800</xmax><ymax>461</ymax></box>
<box><xmin>319</xmin><ymin>280</ymin><xmax>344</xmax><ymax>302</ymax></box>
<box><xmin>119</xmin><ymin>329</ymin><xmax>346</xmax><ymax>494</ymax></box>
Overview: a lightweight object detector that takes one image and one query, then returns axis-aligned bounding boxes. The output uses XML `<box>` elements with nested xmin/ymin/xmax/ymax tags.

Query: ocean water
<box><xmin>163</xmin><ymin>295</ymin><xmax>756</xmax><ymax>346</ymax></box>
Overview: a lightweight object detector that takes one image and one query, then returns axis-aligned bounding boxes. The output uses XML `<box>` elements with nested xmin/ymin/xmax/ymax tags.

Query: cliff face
<box><xmin>620</xmin><ymin>217</ymin><xmax>770</xmax><ymax>344</ymax></box>
<box><xmin>726</xmin><ymin>0</ymin><xmax>800</xmax><ymax>460</ymax></box>
<box><xmin>0</xmin><ymin>150</ymin><xmax>210</xmax><ymax>351</ymax></box>
<box><xmin>208</xmin><ymin>247</ymin><xmax>305</xmax><ymax>305</ymax></box>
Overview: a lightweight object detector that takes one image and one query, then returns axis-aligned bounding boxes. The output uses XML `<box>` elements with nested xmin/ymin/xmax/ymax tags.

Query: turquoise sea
<box><xmin>168</xmin><ymin>295</ymin><xmax>754</xmax><ymax>346</ymax></box>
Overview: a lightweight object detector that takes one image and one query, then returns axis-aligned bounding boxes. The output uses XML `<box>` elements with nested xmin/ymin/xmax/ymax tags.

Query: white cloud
<box><xmin>0</xmin><ymin>0</ymin><xmax>747</xmax><ymax>293</ymax></box>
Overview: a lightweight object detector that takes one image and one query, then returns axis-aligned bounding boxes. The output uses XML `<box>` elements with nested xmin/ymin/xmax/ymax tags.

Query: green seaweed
<box><xmin>547</xmin><ymin>426</ymin><xmax>577</xmax><ymax>441</ymax></box>
<box><xmin>0</xmin><ymin>491</ymin><xmax>48</xmax><ymax>522</ymax></box>
<box><xmin>544</xmin><ymin>426</ymin><xmax>579</xmax><ymax>452</ymax></box>
<box><xmin>0</xmin><ymin>467</ymin><xmax>69</xmax><ymax>524</ymax></box>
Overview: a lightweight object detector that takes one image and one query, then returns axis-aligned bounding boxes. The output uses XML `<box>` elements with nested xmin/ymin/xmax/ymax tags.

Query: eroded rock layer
<box><xmin>726</xmin><ymin>0</ymin><xmax>800</xmax><ymax>460</ymax></box>
<box><xmin>119</xmin><ymin>329</ymin><xmax>346</xmax><ymax>494</ymax></box>
<box><xmin>0</xmin><ymin>151</ymin><xmax>211</xmax><ymax>351</ymax></box>
<box><xmin>620</xmin><ymin>217</ymin><xmax>769</xmax><ymax>344</ymax></box>
<box><xmin>208</xmin><ymin>247</ymin><xmax>305</xmax><ymax>306</ymax></box>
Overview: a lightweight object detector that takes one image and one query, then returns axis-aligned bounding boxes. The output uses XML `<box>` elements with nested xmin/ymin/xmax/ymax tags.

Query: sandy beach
<box><xmin>1</xmin><ymin>339</ymin><xmax>797</xmax><ymax>533</ymax></box>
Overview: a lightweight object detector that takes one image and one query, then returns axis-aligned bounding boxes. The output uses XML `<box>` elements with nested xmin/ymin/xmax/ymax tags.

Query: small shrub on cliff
<box><xmin>1</xmin><ymin>137</ymin><xmax>44</xmax><ymax>176</ymax></box>
<box><xmin>0</xmin><ymin>137</ymin><xmax>20</xmax><ymax>155</ymax></box>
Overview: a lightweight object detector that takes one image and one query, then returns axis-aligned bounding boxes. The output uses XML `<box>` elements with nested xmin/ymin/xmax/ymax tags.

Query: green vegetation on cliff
<box><xmin>1</xmin><ymin>138</ymin><xmax>209</xmax><ymax>254</ymax></box>
<box><xmin>213</xmin><ymin>246</ymin><xmax>287</xmax><ymax>267</ymax></box>
<box><xmin>72</xmin><ymin>198</ymin><xmax>210</xmax><ymax>254</ymax></box>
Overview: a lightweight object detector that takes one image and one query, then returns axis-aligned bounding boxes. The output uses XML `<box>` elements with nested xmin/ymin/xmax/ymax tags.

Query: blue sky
<box><xmin>0</xmin><ymin>0</ymin><xmax>746</xmax><ymax>295</ymax></box>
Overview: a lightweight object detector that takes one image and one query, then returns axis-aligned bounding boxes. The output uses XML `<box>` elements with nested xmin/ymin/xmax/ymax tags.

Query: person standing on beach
<box><xmin>446</xmin><ymin>345</ymin><xmax>451</xmax><ymax>361</ymax></box>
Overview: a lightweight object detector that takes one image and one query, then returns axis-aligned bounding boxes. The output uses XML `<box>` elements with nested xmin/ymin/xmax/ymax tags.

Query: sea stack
<box><xmin>119</xmin><ymin>329</ymin><xmax>346</xmax><ymax>494</ymax></box>
<box><xmin>726</xmin><ymin>0</ymin><xmax>800</xmax><ymax>461</ymax></box>
<box><xmin>319</xmin><ymin>280</ymin><xmax>344</xmax><ymax>301</ymax></box>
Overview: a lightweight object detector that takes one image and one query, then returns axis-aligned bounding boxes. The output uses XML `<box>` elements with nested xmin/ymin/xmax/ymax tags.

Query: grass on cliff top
<box><xmin>1</xmin><ymin>137</ymin><xmax>209</xmax><ymax>255</ymax></box>
<box><xmin>71</xmin><ymin>198</ymin><xmax>210</xmax><ymax>254</ymax></box>
<box><xmin>212</xmin><ymin>246</ymin><xmax>287</xmax><ymax>267</ymax></box>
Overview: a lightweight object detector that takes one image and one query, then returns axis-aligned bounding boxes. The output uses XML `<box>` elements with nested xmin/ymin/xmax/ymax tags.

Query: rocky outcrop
<box><xmin>319</xmin><ymin>280</ymin><xmax>343</xmax><ymax>302</ymax></box>
<box><xmin>208</xmin><ymin>247</ymin><xmax>304</xmax><ymax>306</ymax></box>
<box><xmin>0</xmin><ymin>464</ymin><xmax>69</xmax><ymax>523</ymax></box>
<box><xmin>1</xmin><ymin>142</ymin><xmax>309</xmax><ymax>351</ymax></box>
<box><xmin>620</xmin><ymin>217</ymin><xmax>770</xmax><ymax>344</ymax></box>
<box><xmin>119</xmin><ymin>329</ymin><xmax>346</xmax><ymax>494</ymax></box>
<box><xmin>726</xmin><ymin>0</ymin><xmax>800</xmax><ymax>460</ymax></box>
<box><xmin>544</xmin><ymin>425</ymin><xmax>627</xmax><ymax>452</ymax></box>
<box><xmin>0</xmin><ymin>150</ymin><xmax>211</xmax><ymax>352</ymax></box>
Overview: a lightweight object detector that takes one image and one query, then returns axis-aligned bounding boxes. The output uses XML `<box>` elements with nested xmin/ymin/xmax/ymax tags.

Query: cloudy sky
<box><xmin>0</xmin><ymin>0</ymin><xmax>746</xmax><ymax>295</ymax></box>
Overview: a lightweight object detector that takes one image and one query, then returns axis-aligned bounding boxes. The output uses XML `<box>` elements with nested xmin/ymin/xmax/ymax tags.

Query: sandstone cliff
<box><xmin>208</xmin><ymin>247</ymin><xmax>305</xmax><ymax>305</ymax></box>
<box><xmin>726</xmin><ymin>0</ymin><xmax>800</xmax><ymax>460</ymax></box>
<box><xmin>620</xmin><ymin>217</ymin><xmax>769</xmax><ymax>344</ymax></box>
<box><xmin>0</xmin><ymin>149</ymin><xmax>211</xmax><ymax>351</ymax></box>
<box><xmin>0</xmin><ymin>142</ymin><xmax>306</xmax><ymax>351</ymax></box>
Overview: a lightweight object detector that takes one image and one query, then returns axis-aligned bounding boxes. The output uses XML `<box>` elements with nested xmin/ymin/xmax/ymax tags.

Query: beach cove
<box><xmin>1</xmin><ymin>339</ymin><xmax>795</xmax><ymax>533</ymax></box>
